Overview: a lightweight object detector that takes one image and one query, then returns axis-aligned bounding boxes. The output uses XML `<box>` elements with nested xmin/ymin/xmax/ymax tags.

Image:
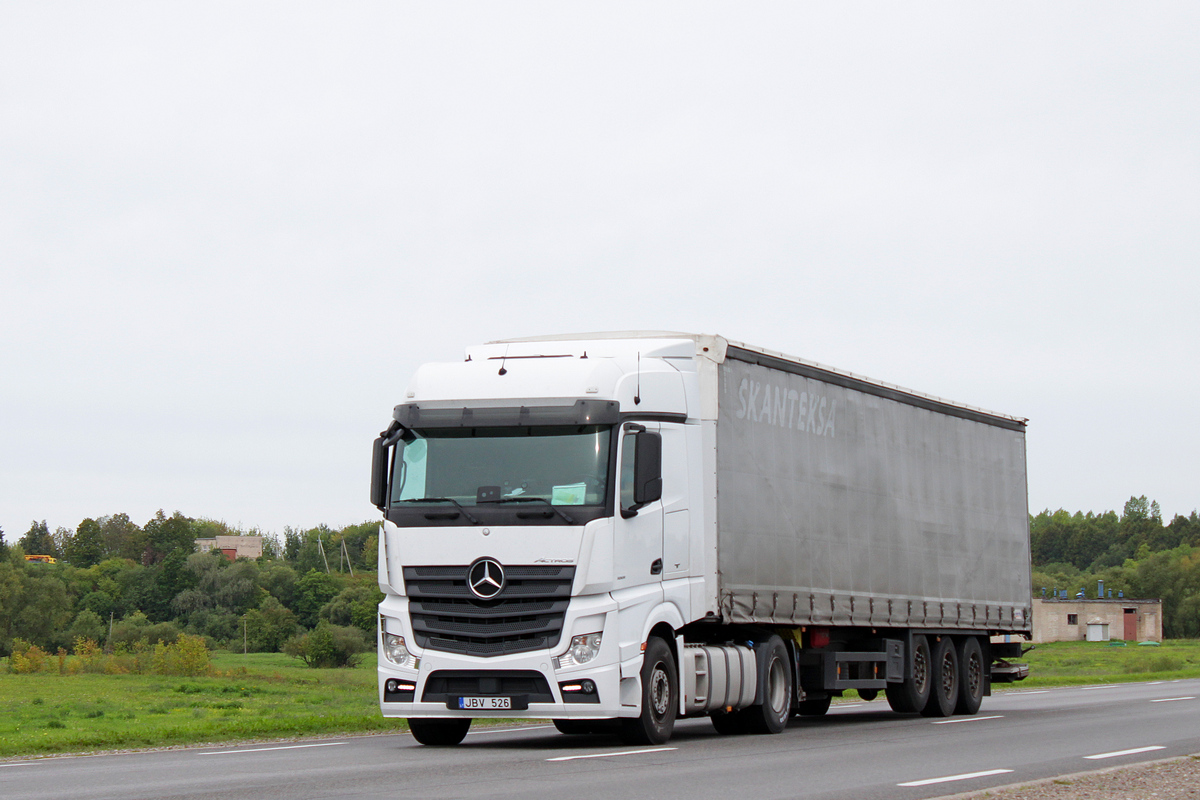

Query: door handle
<box><xmin>650</xmin><ymin>558</ymin><xmax>663</xmax><ymax>575</ymax></box>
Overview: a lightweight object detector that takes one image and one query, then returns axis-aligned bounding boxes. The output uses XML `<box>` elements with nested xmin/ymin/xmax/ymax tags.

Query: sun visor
<box><xmin>393</xmin><ymin>399</ymin><xmax>620</xmax><ymax>429</ymax></box>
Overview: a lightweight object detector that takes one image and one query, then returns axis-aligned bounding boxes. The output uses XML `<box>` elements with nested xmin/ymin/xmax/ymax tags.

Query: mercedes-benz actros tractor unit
<box><xmin>371</xmin><ymin>333</ymin><xmax>1031</xmax><ymax>746</ymax></box>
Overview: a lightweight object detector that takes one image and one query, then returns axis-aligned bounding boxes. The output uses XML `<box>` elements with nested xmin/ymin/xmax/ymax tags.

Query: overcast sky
<box><xmin>2</xmin><ymin>2</ymin><xmax>1197</xmax><ymax>541</ymax></box>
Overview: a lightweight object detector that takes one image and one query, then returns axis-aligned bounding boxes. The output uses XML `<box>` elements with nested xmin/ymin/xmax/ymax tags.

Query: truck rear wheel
<box><xmin>408</xmin><ymin>717</ymin><xmax>471</xmax><ymax>746</ymax></box>
<box><xmin>921</xmin><ymin>636</ymin><xmax>959</xmax><ymax>717</ymax></box>
<box><xmin>954</xmin><ymin>637</ymin><xmax>984</xmax><ymax>715</ymax></box>
<box><xmin>742</xmin><ymin>636</ymin><xmax>792</xmax><ymax>734</ymax></box>
<box><xmin>885</xmin><ymin>634</ymin><xmax>930</xmax><ymax>713</ymax></box>
<box><xmin>619</xmin><ymin>637</ymin><xmax>677</xmax><ymax>745</ymax></box>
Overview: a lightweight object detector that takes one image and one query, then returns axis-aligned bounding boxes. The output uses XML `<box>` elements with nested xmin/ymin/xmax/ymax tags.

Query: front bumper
<box><xmin>378</xmin><ymin>593</ymin><xmax>629</xmax><ymax>719</ymax></box>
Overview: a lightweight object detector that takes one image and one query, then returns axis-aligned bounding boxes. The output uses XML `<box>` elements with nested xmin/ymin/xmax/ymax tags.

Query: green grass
<box><xmin>0</xmin><ymin>652</ymin><xmax>405</xmax><ymax>759</ymax></box>
<box><xmin>1009</xmin><ymin>638</ymin><xmax>1200</xmax><ymax>687</ymax></box>
<box><xmin>5</xmin><ymin>641</ymin><xmax>1200</xmax><ymax>759</ymax></box>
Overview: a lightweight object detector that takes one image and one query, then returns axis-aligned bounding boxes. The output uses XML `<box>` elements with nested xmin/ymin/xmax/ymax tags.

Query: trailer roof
<box><xmin>490</xmin><ymin>331</ymin><xmax>1027</xmax><ymax>429</ymax></box>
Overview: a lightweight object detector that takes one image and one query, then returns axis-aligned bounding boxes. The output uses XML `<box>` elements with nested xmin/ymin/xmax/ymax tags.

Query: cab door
<box><xmin>612</xmin><ymin>422</ymin><xmax>664</xmax><ymax>590</ymax></box>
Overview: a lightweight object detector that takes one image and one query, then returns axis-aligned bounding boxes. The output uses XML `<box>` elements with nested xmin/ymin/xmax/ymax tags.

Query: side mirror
<box><xmin>621</xmin><ymin>428</ymin><xmax>662</xmax><ymax>518</ymax></box>
<box><xmin>371</xmin><ymin>437</ymin><xmax>388</xmax><ymax>510</ymax></box>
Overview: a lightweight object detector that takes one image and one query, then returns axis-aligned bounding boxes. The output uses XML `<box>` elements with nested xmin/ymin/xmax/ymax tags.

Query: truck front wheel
<box><xmin>619</xmin><ymin>637</ymin><xmax>677</xmax><ymax>745</ymax></box>
<box><xmin>408</xmin><ymin>717</ymin><xmax>471</xmax><ymax>746</ymax></box>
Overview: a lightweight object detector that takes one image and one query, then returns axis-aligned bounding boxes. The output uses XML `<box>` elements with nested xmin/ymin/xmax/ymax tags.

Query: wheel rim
<box><xmin>940</xmin><ymin>651</ymin><xmax>956</xmax><ymax>700</ymax></box>
<box><xmin>650</xmin><ymin>663</ymin><xmax>671</xmax><ymax>719</ymax></box>
<box><xmin>766</xmin><ymin>657</ymin><xmax>788</xmax><ymax>718</ymax></box>
<box><xmin>913</xmin><ymin>645</ymin><xmax>928</xmax><ymax>695</ymax></box>
<box><xmin>966</xmin><ymin>652</ymin><xmax>982</xmax><ymax>698</ymax></box>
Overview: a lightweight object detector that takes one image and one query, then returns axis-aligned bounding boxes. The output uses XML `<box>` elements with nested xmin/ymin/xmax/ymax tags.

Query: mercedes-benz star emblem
<box><xmin>467</xmin><ymin>558</ymin><xmax>505</xmax><ymax>599</ymax></box>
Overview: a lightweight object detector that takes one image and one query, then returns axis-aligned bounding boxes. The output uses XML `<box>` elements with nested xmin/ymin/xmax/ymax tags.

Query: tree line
<box><xmin>1031</xmin><ymin>496</ymin><xmax>1200</xmax><ymax>638</ymax></box>
<box><xmin>4</xmin><ymin>494</ymin><xmax>1199</xmax><ymax>659</ymax></box>
<box><xmin>0</xmin><ymin>512</ymin><xmax>382</xmax><ymax>662</ymax></box>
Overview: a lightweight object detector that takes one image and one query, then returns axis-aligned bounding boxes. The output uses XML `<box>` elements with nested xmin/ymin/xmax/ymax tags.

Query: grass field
<box><xmin>4</xmin><ymin>641</ymin><xmax>1200</xmax><ymax>759</ymax></box>
<box><xmin>1015</xmin><ymin>638</ymin><xmax>1200</xmax><ymax>686</ymax></box>
<box><xmin>0</xmin><ymin>652</ymin><xmax>404</xmax><ymax>759</ymax></box>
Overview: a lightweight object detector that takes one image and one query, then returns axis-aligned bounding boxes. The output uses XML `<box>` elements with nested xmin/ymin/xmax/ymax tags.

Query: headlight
<box><xmin>555</xmin><ymin>632</ymin><xmax>602</xmax><ymax>669</ymax></box>
<box><xmin>383</xmin><ymin>633</ymin><xmax>420</xmax><ymax>669</ymax></box>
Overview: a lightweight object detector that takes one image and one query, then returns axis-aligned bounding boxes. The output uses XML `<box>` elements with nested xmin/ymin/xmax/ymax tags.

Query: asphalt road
<box><xmin>4</xmin><ymin>679</ymin><xmax>1199</xmax><ymax>800</ymax></box>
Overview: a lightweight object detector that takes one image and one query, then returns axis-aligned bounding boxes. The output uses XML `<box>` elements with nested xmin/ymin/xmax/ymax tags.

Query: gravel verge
<box><xmin>936</xmin><ymin>754</ymin><xmax>1200</xmax><ymax>800</ymax></box>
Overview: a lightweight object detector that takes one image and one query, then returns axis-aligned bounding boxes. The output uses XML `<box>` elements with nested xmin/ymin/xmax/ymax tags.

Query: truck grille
<box><xmin>403</xmin><ymin>564</ymin><xmax>575</xmax><ymax>657</ymax></box>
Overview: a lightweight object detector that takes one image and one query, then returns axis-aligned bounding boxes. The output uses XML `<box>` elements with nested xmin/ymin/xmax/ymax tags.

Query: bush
<box><xmin>10</xmin><ymin>639</ymin><xmax>50</xmax><ymax>674</ymax></box>
<box><xmin>151</xmin><ymin>634</ymin><xmax>210</xmax><ymax>676</ymax></box>
<box><xmin>283</xmin><ymin>621</ymin><xmax>369</xmax><ymax>668</ymax></box>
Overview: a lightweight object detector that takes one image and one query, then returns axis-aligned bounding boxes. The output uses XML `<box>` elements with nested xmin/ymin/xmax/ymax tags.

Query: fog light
<box><xmin>554</xmin><ymin>632</ymin><xmax>602</xmax><ymax>669</ymax></box>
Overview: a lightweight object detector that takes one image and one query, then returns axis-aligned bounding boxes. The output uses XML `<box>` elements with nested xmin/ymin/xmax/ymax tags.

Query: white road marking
<box><xmin>1005</xmin><ymin>690</ymin><xmax>1050</xmax><ymax>695</ymax></box>
<box><xmin>931</xmin><ymin>715</ymin><xmax>1004</xmax><ymax>724</ymax></box>
<box><xmin>1083</xmin><ymin>746</ymin><xmax>1165</xmax><ymax>760</ymax></box>
<box><xmin>1149</xmin><ymin>696</ymin><xmax>1195</xmax><ymax>703</ymax></box>
<box><xmin>897</xmin><ymin>768</ymin><xmax>1013</xmax><ymax>787</ymax></box>
<box><xmin>1079</xmin><ymin>685</ymin><xmax>1118</xmax><ymax>690</ymax></box>
<box><xmin>1</xmin><ymin>763</ymin><xmax>35</xmax><ymax>768</ymax></box>
<box><xmin>197</xmin><ymin>742</ymin><xmax>348</xmax><ymax>756</ymax></box>
<box><xmin>547</xmin><ymin>747</ymin><xmax>676</xmax><ymax>762</ymax></box>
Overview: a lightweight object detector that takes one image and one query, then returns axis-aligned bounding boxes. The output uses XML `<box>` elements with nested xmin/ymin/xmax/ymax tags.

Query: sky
<box><xmin>2</xmin><ymin>2</ymin><xmax>1198</xmax><ymax>541</ymax></box>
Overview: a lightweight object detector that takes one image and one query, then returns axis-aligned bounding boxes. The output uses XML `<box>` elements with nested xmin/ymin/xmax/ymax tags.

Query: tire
<box><xmin>408</xmin><ymin>717</ymin><xmax>471</xmax><ymax>746</ymax></box>
<box><xmin>954</xmin><ymin>637</ymin><xmax>985</xmax><ymax>715</ymax></box>
<box><xmin>741</xmin><ymin>636</ymin><xmax>792</xmax><ymax>734</ymax></box>
<box><xmin>856</xmin><ymin>689</ymin><xmax>878</xmax><ymax>702</ymax></box>
<box><xmin>885</xmin><ymin>634</ymin><xmax>931</xmax><ymax>713</ymax></box>
<box><xmin>795</xmin><ymin>695</ymin><xmax>831</xmax><ymax>716</ymax></box>
<box><xmin>618</xmin><ymin>637</ymin><xmax>677</xmax><ymax>745</ymax></box>
<box><xmin>921</xmin><ymin>636</ymin><xmax>959</xmax><ymax>718</ymax></box>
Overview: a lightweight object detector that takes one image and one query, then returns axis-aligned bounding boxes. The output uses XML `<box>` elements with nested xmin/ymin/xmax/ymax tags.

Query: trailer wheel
<box><xmin>920</xmin><ymin>636</ymin><xmax>959</xmax><ymax>717</ymax></box>
<box><xmin>742</xmin><ymin>636</ymin><xmax>792</xmax><ymax>734</ymax></box>
<box><xmin>619</xmin><ymin>637</ymin><xmax>677</xmax><ymax>745</ymax></box>
<box><xmin>954</xmin><ymin>637</ymin><xmax>984</xmax><ymax>715</ymax></box>
<box><xmin>408</xmin><ymin>718</ymin><xmax>471</xmax><ymax>746</ymax></box>
<box><xmin>885</xmin><ymin>634</ymin><xmax>931</xmax><ymax>713</ymax></box>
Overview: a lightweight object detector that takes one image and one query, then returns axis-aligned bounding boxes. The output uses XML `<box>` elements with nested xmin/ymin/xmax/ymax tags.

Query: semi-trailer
<box><xmin>371</xmin><ymin>332</ymin><xmax>1031</xmax><ymax>745</ymax></box>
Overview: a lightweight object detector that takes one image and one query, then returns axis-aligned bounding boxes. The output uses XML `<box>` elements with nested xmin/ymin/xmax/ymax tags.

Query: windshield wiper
<box><xmin>399</xmin><ymin>497</ymin><xmax>480</xmax><ymax>524</ymax></box>
<box><xmin>492</xmin><ymin>497</ymin><xmax>575</xmax><ymax>525</ymax></box>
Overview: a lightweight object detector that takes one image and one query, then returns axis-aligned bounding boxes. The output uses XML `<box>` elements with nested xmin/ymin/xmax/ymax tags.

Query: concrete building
<box><xmin>1031</xmin><ymin>598</ymin><xmax>1162</xmax><ymax>643</ymax></box>
<box><xmin>194</xmin><ymin>535</ymin><xmax>263</xmax><ymax>562</ymax></box>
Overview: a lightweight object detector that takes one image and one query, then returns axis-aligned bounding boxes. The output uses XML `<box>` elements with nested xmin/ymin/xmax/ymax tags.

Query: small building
<box><xmin>1031</xmin><ymin>598</ymin><xmax>1162</xmax><ymax>643</ymax></box>
<box><xmin>194</xmin><ymin>535</ymin><xmax>263</xmax><ymax>562</ymax></box>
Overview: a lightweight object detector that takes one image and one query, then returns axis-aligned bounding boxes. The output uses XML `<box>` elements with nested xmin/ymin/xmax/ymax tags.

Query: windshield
<box><xmin>390</xmin><ymin>425</ymin><xmax>611</xmax><ymax>508</ymax></box>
